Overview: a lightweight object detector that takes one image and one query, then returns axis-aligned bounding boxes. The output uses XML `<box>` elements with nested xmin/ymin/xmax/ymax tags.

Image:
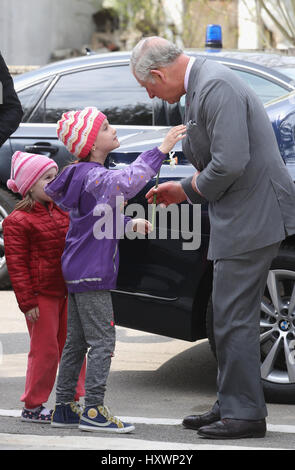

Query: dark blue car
<box><xmin>0</xmin><ymin>50</ymin><xmax>295</xmax><ymax>404</ymax></box>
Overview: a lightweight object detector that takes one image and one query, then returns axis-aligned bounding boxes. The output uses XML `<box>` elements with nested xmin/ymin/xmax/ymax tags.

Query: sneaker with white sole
<box><xmin>51</xmin><ymin>401</ymin><xmax>82</xmax><ymax>428</ymax></box>
<box><xmin>21</xmin><ymin>405</ymin><xmax>52</xmax><ymax>424</ymax></box>
<box><xmin>79</xmin><ymin>405</ymin><xmax>135</xmax><ymax>433</ymax></box>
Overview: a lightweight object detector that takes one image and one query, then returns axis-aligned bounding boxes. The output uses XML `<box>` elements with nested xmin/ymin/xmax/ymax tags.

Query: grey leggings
<box><xmin>56</xmin><ymin>290</ymin><xmax>115</xmax><ymax>406</ymax></box>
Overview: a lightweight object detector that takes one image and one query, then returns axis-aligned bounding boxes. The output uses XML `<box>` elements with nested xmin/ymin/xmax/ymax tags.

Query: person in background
<box><xmin>0</xmin><ymin>53</ymin><xmax>23</xmax><ymax>147</ymax></box>
<box><xmin>3</xmin><ymin>151</ymin><xmax>86</xmax><ymax>423</ymax></box>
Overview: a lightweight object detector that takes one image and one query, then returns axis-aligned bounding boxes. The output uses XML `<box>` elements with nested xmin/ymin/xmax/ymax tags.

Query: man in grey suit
<box><xmin>131</xmin><ymin>37</ymin><xmax>295</xmax><ymax>439</ymax></box>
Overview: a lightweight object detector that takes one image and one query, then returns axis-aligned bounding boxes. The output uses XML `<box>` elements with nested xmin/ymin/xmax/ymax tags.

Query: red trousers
<box><xmin>21</xmin><ymin>295</ymin><xmax>86</xmax><ymax>409</ymax></box>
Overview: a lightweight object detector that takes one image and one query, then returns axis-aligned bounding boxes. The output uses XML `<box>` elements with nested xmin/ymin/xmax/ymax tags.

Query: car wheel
<box><xmin>206</xmin><ymin>244</ymin><xmax>295</xmax><ymax>404</ymax></box>
<box><xmin>0</xmin><ymin>187</ymin><xmax>19</xmax><ymax>289</ymax></box>
<box><xmin>260</xmin><ymin>245</ymin><xmax>295</xmax><ymax>404</ymax></box>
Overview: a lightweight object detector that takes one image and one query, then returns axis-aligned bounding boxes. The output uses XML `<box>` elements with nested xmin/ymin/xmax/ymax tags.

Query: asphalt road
<box><xmin>1</xmin><ymin>290</ymin><xmax>295</xmax><ymax>452</ymax></box>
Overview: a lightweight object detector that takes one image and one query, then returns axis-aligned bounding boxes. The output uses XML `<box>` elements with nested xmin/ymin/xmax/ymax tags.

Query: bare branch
<box><xmin>257</xmin><ymin>0</ymin><xmax>295</xmax><ymax>44</ymax></box>
<box><xmin>240</xmin><ymin>0</ymin><xmax>273</xmax><ymax>48</ymax></box>
<box><xmin>283</xmin><ymin>0</ymin><xmax>295</xmax><ymax>31</ymax></box>
<box><xmin>276</xmin><ymin>0</ymin><xmax>294</xmax><ymax>36</ymax></box>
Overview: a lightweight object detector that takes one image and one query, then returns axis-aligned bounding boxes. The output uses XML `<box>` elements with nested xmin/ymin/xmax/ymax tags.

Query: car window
<box><xmin>17</xmin><ymin>80</ymin><xmax>49</xmax><ymax>121</ymax></box>
<box><xmin>29</xmin><ymin>65</ymin><xmax>153</xmax><ymax>125</ymax></box>
<box><xmin>275</xmin><ymin>67</ymin><xmax>295</xmax><ymax>81</ymax></box>
<box><xmin>232</xmin><ymin>69</ymin><xmax>289</xmax><ymax>103</ymax></box>
<box><xmin>178</xmin><ymin>66</ymin><xmax>290</xmax><ymax>117</ymax></box>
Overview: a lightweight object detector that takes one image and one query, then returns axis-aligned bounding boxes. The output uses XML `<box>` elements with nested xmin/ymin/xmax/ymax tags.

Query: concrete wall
<box><xmin>0</xmin><ymin>0</ymin><xmax>101</xmax><ymax>65</ymax></box>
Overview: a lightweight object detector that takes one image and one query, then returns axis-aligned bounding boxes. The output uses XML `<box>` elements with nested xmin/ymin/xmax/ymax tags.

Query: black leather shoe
<box><xmin>197</xmin><ymin>418</ymin><xmax>266</xmax><ymax>439</ymax></box>
<box><xmin>182</xmin><ymin>407</ymin><xmax>220</xmax><ymax>430</ymax></box>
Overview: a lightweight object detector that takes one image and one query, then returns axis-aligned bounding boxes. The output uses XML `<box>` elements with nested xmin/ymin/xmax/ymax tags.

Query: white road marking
<box><xmin>1</xmin><ymin>409</ymin><xmax>295</xmax><ymax>434</ymax></box>
<box><xmin>267</xmin><ymin>424</ymin><xmax>295</xmax><ymax>434</ymax></box>
<box><xmin>0</xmin><ymin>409</ymin><xmax>22</xmax><ymax>417</ymax></box>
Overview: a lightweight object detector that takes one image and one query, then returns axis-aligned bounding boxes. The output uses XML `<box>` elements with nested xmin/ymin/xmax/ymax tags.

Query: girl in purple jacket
<box><xmin>45</xmin><ymin>107</ymin><xmax>185</xmax><ymax>433</ymax></box>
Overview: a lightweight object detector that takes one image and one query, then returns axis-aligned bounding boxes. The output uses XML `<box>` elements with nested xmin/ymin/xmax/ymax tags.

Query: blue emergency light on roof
<box><xmin>205</xmin><ymin>24</ymin><xmax>222</xmax><ymax>48</ymax></box>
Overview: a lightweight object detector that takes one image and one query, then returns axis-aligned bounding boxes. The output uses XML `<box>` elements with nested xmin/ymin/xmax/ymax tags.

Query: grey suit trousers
<box><xmin>212</xmin><ymin>241</ymin><xmax>281</xmax><ymax>420</ymax></box>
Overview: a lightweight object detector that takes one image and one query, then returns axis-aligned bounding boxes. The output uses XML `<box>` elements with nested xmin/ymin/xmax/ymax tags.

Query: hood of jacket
<box><xmin>45</xmin><ymin>162</ymin><xmax>102</xmax><ymax>212</ymax></box>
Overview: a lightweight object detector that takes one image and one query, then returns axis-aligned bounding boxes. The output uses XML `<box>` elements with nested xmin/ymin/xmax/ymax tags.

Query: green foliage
<box><xmin>112</xmin><ymin>0</ymin><xmax>166</xmax><ymax>37</ymax></box>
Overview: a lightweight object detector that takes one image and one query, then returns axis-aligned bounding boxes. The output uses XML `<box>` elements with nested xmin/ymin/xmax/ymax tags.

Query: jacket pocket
<box><xmin>270</xmin><ymin>177</ymin><xmax>292</xmax><ymax>198</ymax></box>
<box><xmin>269</xmin><ymin>176</ymin><xmax>295</xmax><ymax>231</ymax></box>
<box><xmin>270</xmin><ymin>178</ymin><xmax>295</xmax><ymax>213</ymax></box>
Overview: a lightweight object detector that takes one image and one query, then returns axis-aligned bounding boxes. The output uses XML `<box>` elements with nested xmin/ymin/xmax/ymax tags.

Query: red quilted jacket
<box><xmin>3</xmin><ymin>201</ymin><xmax>69</xmax><ymax>313</ymax></box>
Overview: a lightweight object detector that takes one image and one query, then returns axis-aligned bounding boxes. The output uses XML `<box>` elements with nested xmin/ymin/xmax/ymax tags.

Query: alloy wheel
<box><xmin>260</xmin><ymin>269</ymin><xmax>295</xmax><ymax>385</ymax></box>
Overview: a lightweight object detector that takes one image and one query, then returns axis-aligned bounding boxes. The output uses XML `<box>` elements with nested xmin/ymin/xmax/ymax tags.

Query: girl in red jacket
<box><xmin>3</xmin><ymin>151</ymin><xmax>86</xmax><ymax>423</ymax></box>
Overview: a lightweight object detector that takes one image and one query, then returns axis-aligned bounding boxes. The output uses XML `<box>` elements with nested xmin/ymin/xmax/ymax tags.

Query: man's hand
<box><xmin>145</xmin><ymin>181</ymin><xmax>186</xmax><ymax>207</ymax></box>
<box><xmin>132</xmin><ymin>218</ymin><xmax>152</xmax><ymax>234</ymax></box>
<box><xmin>25</xmin><ymin>307</ymin><xmax>39</xmax><ymax>323</ymax></box>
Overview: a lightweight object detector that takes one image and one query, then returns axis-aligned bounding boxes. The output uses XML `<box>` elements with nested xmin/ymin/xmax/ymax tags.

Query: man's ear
<box><xmin>150</xmin><ymin>69</ymin><xmax>166</xmax><ymax>83</ymax></box>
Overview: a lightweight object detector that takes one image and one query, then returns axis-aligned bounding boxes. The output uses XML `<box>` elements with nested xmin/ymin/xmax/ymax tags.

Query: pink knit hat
<box><xmin>57</xmin><ymin>107</ymin><xmax>106</xmax><ymax>159</ymax></box>
<box><xmin>7</xmin><ymin>151</ymin><xmax>58</xmax><ymax>196</ymax></box>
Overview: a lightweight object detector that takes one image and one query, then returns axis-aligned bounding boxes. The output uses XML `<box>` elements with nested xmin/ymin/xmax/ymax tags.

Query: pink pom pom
<box><xmin>7</xmin><ymin>179</ymin><xmax>19</xmax><ymax>193</ymax></box>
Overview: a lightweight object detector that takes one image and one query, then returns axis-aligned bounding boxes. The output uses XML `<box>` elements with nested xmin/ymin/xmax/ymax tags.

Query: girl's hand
<box><xmin>25</xmin><ymin>307</ymin><xmax>39</xmax><ymax>323</ymax></box>
<box><xmin>132</xmin><ymin>218</ymin><xmax>152</xmax><ymax>234</ymax></box>
<box><xmin>158</xmin><ymin>124</ymin><xmax>186</xmax><ymax>154</ymax></box>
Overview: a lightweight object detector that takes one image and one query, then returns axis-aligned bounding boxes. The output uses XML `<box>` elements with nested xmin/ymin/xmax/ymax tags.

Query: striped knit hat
<box><xmin>57</xmin><ymin>107</ymin><xmax>106</xmax><ymax>159</ymax></box>
<box><xmin>7</xmin><ymin>151</ymin><xmax>58</xmax><ymax>196</ymax></box>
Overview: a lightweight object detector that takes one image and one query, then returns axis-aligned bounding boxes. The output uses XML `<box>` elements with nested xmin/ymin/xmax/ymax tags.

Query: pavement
<box><xmin>1</xmin><ymin>290</ymin><xmax>295</xmax><ymax>452</ymax></box>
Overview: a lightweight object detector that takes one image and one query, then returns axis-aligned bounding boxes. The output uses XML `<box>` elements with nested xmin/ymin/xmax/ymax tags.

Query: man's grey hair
<box><xmin>130</xmin><ymin>37</ymin><xmax>183</xmax><ymax>82</ymax></box>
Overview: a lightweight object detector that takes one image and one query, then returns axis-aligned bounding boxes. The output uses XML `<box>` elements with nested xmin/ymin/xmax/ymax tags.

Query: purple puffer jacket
<box><xmin>45</xmin><ymin>147</ymin><xmax>166</xmax><ymax>293</ymax></box>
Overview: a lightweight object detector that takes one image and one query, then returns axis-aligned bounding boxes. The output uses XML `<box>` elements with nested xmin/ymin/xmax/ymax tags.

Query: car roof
<box><xmin>13</xmin><ymin>51</ymin><xmax>132</xmax><ymax>88</ymax></box>
<box><xmin>190</xmin><ymin>49</ymin><xmax>295</xmax><ymax>68</ymax></box>
<box><xmin>14</xmin><ymin>48</ymin><xmax>295</xmax><ymax>90</ymax></box>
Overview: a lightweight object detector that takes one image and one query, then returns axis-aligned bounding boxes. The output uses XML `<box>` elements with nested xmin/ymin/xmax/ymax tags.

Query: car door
<box><xmin>108</xmin><ymin>129</ymin><xmax>211</xmax><ymax>341</ymax></box>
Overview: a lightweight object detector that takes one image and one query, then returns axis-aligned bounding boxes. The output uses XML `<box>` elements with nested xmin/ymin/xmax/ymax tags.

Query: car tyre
<box><xmin>0</xmin><ymin>187</ymin><xmax>19</xmax><ymax>289</ymax></box>
<box><xmin>206</xmin><ymin>244</ymin><xmax>295</xmax><ymax>404</ymax></box>
<box><xmin>260</xmin><ymin>244</ymin><xmax>295</xmax><ymax>404</ymax></box>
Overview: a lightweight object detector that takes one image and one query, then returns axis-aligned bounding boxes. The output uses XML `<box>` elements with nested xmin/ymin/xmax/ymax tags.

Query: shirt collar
<box><xmin>184</xmin><ymin>56</ymin><xmax>196</xmax><ymax>92</ymax></box>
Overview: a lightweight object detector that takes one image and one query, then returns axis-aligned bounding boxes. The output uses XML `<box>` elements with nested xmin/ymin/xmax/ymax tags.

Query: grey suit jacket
<box><xmin>181</xmin><ymin>57</ymin><xmax>295</xmax><ymax>260</ymax></box>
